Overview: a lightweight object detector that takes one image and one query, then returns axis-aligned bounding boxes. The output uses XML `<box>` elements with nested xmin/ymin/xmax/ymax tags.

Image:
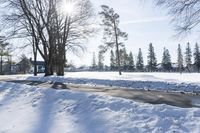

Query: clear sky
<box><xmin>66</xmin><ymin>0</ymin><xmax>200</xmax><ymax>67</ymax></box>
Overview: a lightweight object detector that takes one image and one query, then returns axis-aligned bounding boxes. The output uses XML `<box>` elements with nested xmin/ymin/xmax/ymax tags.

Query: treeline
<box><xmin>91</xmin><ymin>42</ymin><xmax>200</xmax><ymax>73</ymax></box>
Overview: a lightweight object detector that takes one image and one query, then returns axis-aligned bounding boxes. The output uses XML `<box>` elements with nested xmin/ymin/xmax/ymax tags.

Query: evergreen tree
<box><xmin>128</xmin><ymin>52</ymin><xmax>135</xmax><ymax>71</ymax></box>
<box><xmin>19</xmin><ymin>54</ymin><xmax>31</xmax><ymax>74</ymax></box>
<box><xmin>177</xmin><ymin>44</ymin><xmax>184</xmax><ymax>73</ymax></box>
<box><xmin>185</xmin><ymin>42</ymin><xmax>192</xmax><ymax>72</ymax></box>
<box><xmin>91</xmin><ymin>52</ymin><xmax>97</xmax><ymax>70</ymax></box>
<box><xmin>119</xmin><ymin>49</ymin><xmax>124</xmax><ymax>69</ymax></box>
<box><xmin>194</xmin><ymin>43</ymin><xmax>200</xmax><ymax>72</ymax></box>
<box><xmin>99</xmin><ymin>5</ymin><xmax>128</xmax><ymax>75</ymax></box>
<box><xmin>136</xmin><ymin>48</ymin><xmax>144</xmax><ymax>71</ymax></box>
<box><xmin>98</xmin><ymin>51</ymin><xmax>104</xmax><ymax>71</ymax></box>
<box><xmin>120</xmin><ymin>48</ymin><xmax>129</xmax><ymax>71</ymax></box>
<box><xmin>162</xmin><ymin>47</ymin><xmax>172</xmax><ymax>71</ymax></box>
<box><xmin>147</xmin><ymin>43</ymin><xmax>157</xmax><ymax>72</ymax></box>
<box><xmin>110</xmin><ymin>50</ymin><xmax>116</xmax><ymax>70</ymax></box>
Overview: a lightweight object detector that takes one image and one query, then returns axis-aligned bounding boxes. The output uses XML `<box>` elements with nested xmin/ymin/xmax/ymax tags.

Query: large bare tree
<box><xmin>1</xmin><ymin>0</ymin><xmax>95</xmax><ymax>76</ymax></box>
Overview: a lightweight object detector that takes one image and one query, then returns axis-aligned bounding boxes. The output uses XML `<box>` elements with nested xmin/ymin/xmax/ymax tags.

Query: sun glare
<box><xmin>62</xmin><ymin>0</ymin><xmax>74</xmax><ymax>15</ymax></box>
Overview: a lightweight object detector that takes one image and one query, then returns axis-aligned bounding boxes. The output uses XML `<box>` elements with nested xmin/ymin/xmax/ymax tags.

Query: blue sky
<box><xmin>2</xmin><ymin>0</ymin><xmax>200</xmax><ymax>66</ymax></box>
<box><xmin>67</xmin><ymin>0</ymin><xmax>200</xmax><ymax>66</ymax></box>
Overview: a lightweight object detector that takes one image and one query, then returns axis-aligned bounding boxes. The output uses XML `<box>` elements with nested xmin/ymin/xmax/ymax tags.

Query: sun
<box><xmin>62</xmin><ymin>0</ymin><xmax>74</xmax><ymax>15</ymax></box>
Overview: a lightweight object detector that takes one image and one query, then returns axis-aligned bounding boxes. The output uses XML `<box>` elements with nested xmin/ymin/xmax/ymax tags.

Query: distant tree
<box><xmin>98</xmin><ymin>51</ymin><xmax>104</xmax><ymax>71</ymax></box>
<box><xmin>0</xmin><ymin>37</ymin><xmax>10</xmax><ymax>74</ymax></box>
<box><xmin>110</xmin><ymin>50</ymin><xmax>116</xmax><ymax>70</ymax></box>
<box><xmin>19</xmin><ymin>55</ymin><xmax>31</xmax><ymax>74</ymax></box>
<box><xmin>177</xmin><ymin>44</ymin><xmax>184</xmax><ymax>73</ymax></box>
<box><xmin>123</xmin><ymin>48</ymin><xmax>129</xmax><ymax>71</ymax></box>
<box><xmin>128</xmin><ymin>52</ymin><xmax>135</xmax><ymax>71</ymax></box>
<box><xmin>120</xmin><ymin>48</ymin><xmax>129</xmax><ymax>71</ymax></box>
<box><xmin>99</xmin><ymin>5</ymin><xmax>128</xmax><ymax>75</ymax></box>
<box><xmin>119</xmin><ymin>49</ymin><xmax>124</xmax><ymax>70</ymax></box>
<box><xmin>147</xmin><ymin>43</ymin><xmax>157</xmax><ymax>72</ymax></box>
<box><xmin>185</xmin><ymin>42</ymin><xmax>192</xmax><ymax>72</ymax></box>
<box><xmin>194</xmin><ymin>43</ymin><xmax>200</xmax><ymax>72</ymax></box>
<box><xmin>136</xmin><ymin>48</ymin><xmax>144</xmax><ymax>72</ymax></box>
<box><xmin>162</xmin><ymin>47</ymin><xmax>172</xmax><ymax>72</ymax></box>
<box><xmin>91</xmin><ymin>52</ymin><xmax>97</xmax><ymax>70</ymax></box>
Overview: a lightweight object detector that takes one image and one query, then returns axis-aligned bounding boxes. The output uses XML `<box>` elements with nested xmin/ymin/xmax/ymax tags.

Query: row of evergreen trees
<box><xmin>91</xmin><ymin>42</ymin><xmax>200</xmax><ymax>72</ymax></box>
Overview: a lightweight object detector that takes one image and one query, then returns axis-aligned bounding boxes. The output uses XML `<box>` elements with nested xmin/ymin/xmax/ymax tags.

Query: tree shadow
<box><xmin>8</xmin><ymin>80</ymin><xmax>46</xmax><ymax>86</ymax></box>
<box><xmin>0</xmin><ymin>82</ymin><xmax>25</xmax><ymax>108</ymax></box>
<box><xmin>57</xmin><ymin>90</ymin><xmax>111</xmax><ymax>133</ymax></box>
<box><xmin>31</xmin><ymin>88</ymin><xmax>110</xmax><ymax>133</ymax></box>
<box><xmin>31</xmin><ymin>89</ymin><xmax>56</xmax><ymax>133</ymax></box>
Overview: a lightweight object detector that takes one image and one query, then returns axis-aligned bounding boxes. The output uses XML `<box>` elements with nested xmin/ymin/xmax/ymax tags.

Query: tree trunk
<box><xmin>56</xmin><ymin>50</ymin><xmax>65</xmax><ymax>76</ymax></box>
<box><xmin>0</xmin><ymin>55</ymin><xmax>3</xmax><ymax>74</ymax></box>
<box><xmin>113</xmin><ymin>21</ymin><xmax>122</xmax><ymax>75</ymax></box>
<box><xmin>44</xmin><ymin>60</ymin><xmax>53</xmax><ymax>76</ymax></box>
<box><xmin>186</xmin><ymin>66</ymin><xmax>191</xmax><ymax>73</ymax></box>
<box><xmin>116</xmin><ymin>45</ymin><xmax>122</xmax><ymax>75</ymax></box>
<box><xmin>56</xmin><ymin>65</ymin><xmax>64</xmax><ymax>76</ymax></box>
<box><xmin>33</xmin><ymin>51</ymin><xmax>37</xmax><ymax>76</ymax></box>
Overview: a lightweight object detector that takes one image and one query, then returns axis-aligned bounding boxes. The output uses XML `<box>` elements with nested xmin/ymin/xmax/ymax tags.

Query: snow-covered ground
<box><xmin>0</xmin><ymin>82</ymin><xmax>200</xmax><ymax>133</ymax></box>
<box><xmin>15</xmin><ymin>72</ymin><xmax>200</xmax><ymax>94</ymax></box>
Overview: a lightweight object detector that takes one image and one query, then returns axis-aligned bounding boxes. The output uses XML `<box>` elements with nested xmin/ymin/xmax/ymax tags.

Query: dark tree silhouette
<box><xmin>177</xmin><ymin>44</ymin><xmax>184</xmax><ymax>73</ymax></box>
<box><xmin>136</xmin><ymin>48</ymin><xmax>144</xmax><ymax>72</ymax></box>
<box><xmin>194</xmin><ymin>43</ymin><xmax>200</xmax><ymax>72</ymax></box>
<box><xmin>162</xmin><ymin>47</ymin><xmax>172</xmax><ymax>72</ymax></box>
<box><xmin>147</xmin><ymin>43</ymin><xmax>157</xmax><ymax>72</ymax></box>
<box><xmin>185</xmin><ymin>42</ymin><xmax>192</xmax><ymax>72</ymax></box>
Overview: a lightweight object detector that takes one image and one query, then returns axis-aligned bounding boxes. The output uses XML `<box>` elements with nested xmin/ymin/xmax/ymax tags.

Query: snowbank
<box><xmin>0</xmin><ymin>82</ymin><xmax>200</xmax><ymax>133</ymax></box>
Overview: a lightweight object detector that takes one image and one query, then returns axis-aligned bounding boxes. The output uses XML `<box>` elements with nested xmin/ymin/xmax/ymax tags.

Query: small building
<box><xmin>30</xmin><ymin>61</ymin><xmax>45</xmax><ymax>73</ymax></box>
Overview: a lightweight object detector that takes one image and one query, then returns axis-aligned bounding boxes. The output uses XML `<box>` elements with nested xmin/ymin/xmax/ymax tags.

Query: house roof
<box><xmin>31</xmin><ymin>61</ymin><xmax>45</xmax><ymax>65</ymax></box>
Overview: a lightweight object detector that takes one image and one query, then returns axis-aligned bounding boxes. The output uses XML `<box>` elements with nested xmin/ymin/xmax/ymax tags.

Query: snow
<box><xmin>17</xmin><ymin>72</ymin><xmax>200</xmax><ymax>94</ymax></box>
<box><xmin>0</xmin><ymin>81</ymin><xmax>200</xmax><ymax>133</ymax></box>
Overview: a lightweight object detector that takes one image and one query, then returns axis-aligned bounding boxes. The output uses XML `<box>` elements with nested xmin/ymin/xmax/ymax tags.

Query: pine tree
<box><xmin>162</xmin><ymin>47</ymin><xmax>172</xmax><ymax>72</ymax></box>
<box><xmin>119</xmin><ymin>49</ymin><xmax>124</xmax><ymax>70</ymax></box>
<box><xmin>194</xmin><ymin>43</ymin><xmax>200</xmax><ymax>72</ymax></box>
<box><xmin>128</xmin><ymin>52</ymin><xmax>135</xmax><ymax>71</ymax></box>
<box><xmin>91</xmin><ymin>52</ymin><xmax>97</xmax><ymax>70</ymax></box>
<box><xmin>98</xmin><ymin>51</ymin><xmax>104</xmax><ymax>71</ymax></box>
<box><xmin>177</xmin><ymin>44</ymin><xmax>184</xmax><ymax>73</ymax></box>
<box><xmin>185</xmin><ymin>42</ymin><xmax>192</xmax><ymax>72</ymax></box>
<box><xmin>110</xmin><ymin>50</ymin><xmax>116</xmax><ymax>70</ymax></box>
<box><xmin>120</xmin><ymin>48</ymin><xmax>129</xmax><ymax>71</ymax></box>
<box><xmin>99</xmin><ymin>5</ymin><xmax>128</xmax><ymax>75</ymax></box>
<box><xmin>136</xmin><ymin>48</ymin><xmax>144</xmax><ymax>71</ymax></box>
<box><xmin>19</xmin><ymin>54</ymin><xmax>31</xmax><ymax>74</ymax></box>
<box><xmin>147</xmin><ymin>43</ymin><xmax>157</xmax><ymax>72</ymax></box>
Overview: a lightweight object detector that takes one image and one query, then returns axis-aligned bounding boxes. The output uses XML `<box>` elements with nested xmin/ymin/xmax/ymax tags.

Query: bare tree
<box><xmin>1</xmin><ymin>0</ymin><xmax>95</xmax><ymax>76</ymax></box>
<box><xmin>154</xmin><ymin>0</ymin><xmax>200</xmax><ymax>36</ymax></box>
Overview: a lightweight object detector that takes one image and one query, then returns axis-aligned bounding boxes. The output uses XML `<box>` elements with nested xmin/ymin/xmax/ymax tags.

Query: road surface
<box><xmin>6</xmin><ymin>80</ymin><xmax>200</xmax><ymax>108</ymax></box>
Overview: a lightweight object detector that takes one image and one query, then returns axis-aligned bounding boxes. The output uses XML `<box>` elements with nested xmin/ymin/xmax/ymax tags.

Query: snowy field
<box><xmin>15</xmin><ymin>72</ymin><xmax>200</xmax><ymax>94</ymax></box>
<box><xmin>0</xmin><ymin>82</ymin><xmax>200</xmax><ymax>133</ymax></box>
